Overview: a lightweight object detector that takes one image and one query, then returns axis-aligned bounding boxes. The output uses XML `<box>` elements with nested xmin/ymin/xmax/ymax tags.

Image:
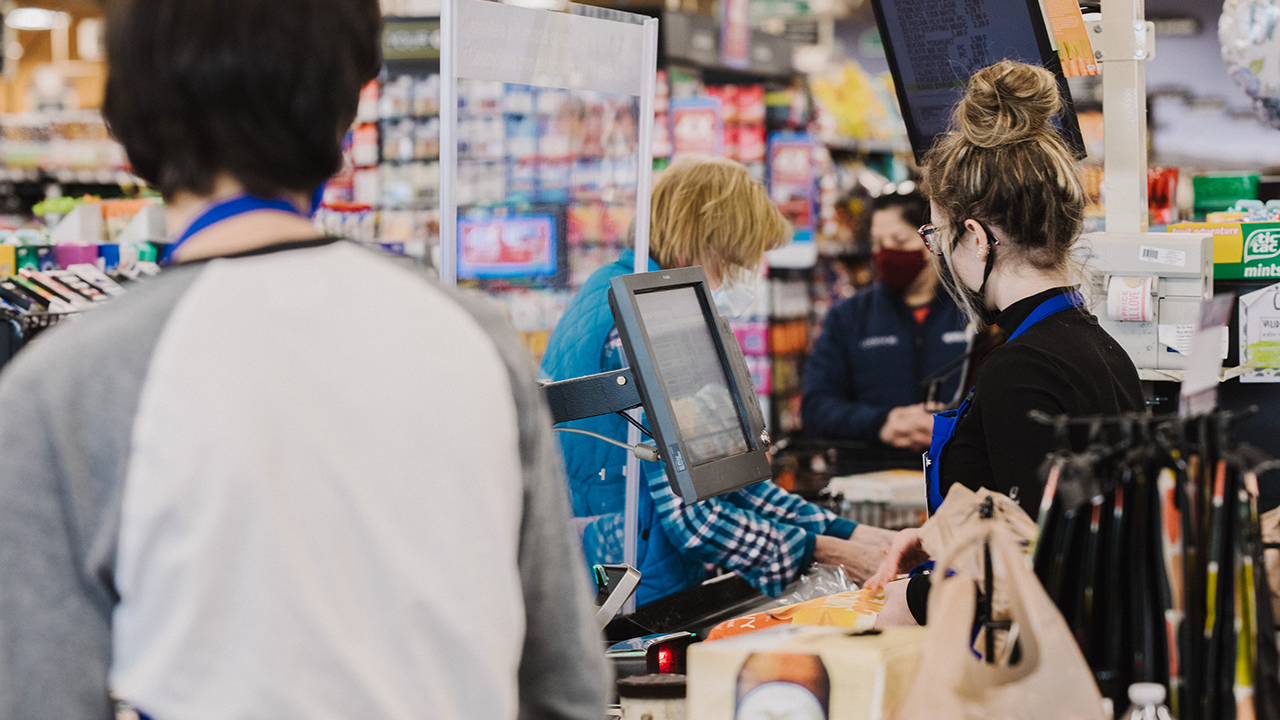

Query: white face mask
<box><xmin>711</xmin><ymin>278</ymin><xmax>757</xmax><ymax>319</ymax></box>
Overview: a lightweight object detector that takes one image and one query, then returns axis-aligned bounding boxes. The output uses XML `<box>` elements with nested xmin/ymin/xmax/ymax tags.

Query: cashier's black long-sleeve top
<box><xmin>907</xmin><ymin>286</ymin><xmax>1145</xmax><ymax>625</ymax></box>
<box><xmin>937</xmin><ymin>286</ymin><xmax>1145</xmax><ymax>515</ymax></box>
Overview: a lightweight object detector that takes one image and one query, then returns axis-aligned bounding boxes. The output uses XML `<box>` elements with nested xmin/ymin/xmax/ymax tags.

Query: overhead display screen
<box><xmin>871</xmin><ymin>0</ymin><xmax>1085</xmax><ymax>161</ymax></box>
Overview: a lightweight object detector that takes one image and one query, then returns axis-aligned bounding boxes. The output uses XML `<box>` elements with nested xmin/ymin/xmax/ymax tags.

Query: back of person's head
<box><xmin>645</xmin><ymin>155</ymin><xmax>789</xmax><ymax>279</ymax></box>
<box><xmin>868</xmin><ymin>191</ymin><xmax>929</xmax><ymax>232</ymax></box>
<box><xmin>921</xmin><ymin>60</ymin><xmax>1085</xmax><ymax>277</ymax></box>
<box><xmin>103</xmin><ymin>0</ymin><xmax>382</xmax><ymax>200</ymax></box>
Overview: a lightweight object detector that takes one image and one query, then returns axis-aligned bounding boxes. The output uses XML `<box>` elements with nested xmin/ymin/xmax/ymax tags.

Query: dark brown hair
<box><xmin>867</xmin><ymin>190</ymin><xmax>929</xmax><ymax>236</ymax></box>
<box><xmin>921</xmin><ymin>60</ymin><xmax>1086</xmax><ymax>278</ymax></box>
<box><xmin>103</xmin><ymin>0</ymin><xmax>382</xmax><ymax>199</ymax></box>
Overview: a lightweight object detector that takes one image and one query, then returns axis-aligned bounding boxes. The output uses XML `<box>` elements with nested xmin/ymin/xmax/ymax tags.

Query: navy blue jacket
<box><xmin>802</xmin><ymin>283</ymin><xmax>969</xmax><ymax>441</ymax></box>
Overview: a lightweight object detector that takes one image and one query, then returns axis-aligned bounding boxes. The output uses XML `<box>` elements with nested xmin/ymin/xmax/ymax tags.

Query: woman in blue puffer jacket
<box><xmin>541</xmin><ymin>155</ymin><xmax>897</xmax><ymax>606</ymax></box>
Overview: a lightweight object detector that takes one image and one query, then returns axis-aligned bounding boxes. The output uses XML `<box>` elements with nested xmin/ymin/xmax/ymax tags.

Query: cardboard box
<box><xmin>1167</xmin><ymin>221</ymin><xmax>1243</xmax><ymax>264</ymax></box>
<box><xmin>687</xmin><ymin>625</ymin><xmax>924</xmax><ymax>720</ymax></box>
<box><xmin>1172</xmin><ymin>221</ymin><xmax>1280</xmax><ymax>280</ymax></box>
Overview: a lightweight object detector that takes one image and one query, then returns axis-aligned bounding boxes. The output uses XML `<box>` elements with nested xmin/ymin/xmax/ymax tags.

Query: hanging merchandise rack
<box><xmin>0</xmin><ymin>261</ymin><xmax>138</xmax><ymax>370</ymax></box>
<box><xmin>0</xmin><ymin>307</ymin><xmax>78</xmax><ymax>371</ymax></box>
<box><xmin>0</xmin><ymin>306</ymin><xmax>74</xmax><ymax>337</ymax></box>
<box><xmin>1024</xmin><ymin>408</ymin><xmax>1278</xmax><ymax>720</ymax></box>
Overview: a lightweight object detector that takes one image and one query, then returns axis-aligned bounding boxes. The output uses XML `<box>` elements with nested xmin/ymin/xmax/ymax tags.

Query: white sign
<box><xmin>1239</xmin><ymin>282</ymin><xmax>1280</xmax><ymax>383</ymax></box>
<box><xmin>1159</xmin><ymin>324</ymin><xmax>1229</xmax><ymax>359</ymax></box>
<box><xmin>1180</xmin><ymin>294</ymin><xmax>1233</xmax><ymax>417</ymax></box>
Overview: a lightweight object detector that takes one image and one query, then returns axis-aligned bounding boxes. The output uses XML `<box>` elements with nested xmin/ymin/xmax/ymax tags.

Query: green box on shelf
<box><xmin>1215</xmin><ymin>221</ymin><xmax>1280</xmax><ymax>280</ymax></box>
<box><xmin>1193</xmin><ymin>173</ymin><xmax>1259</xmax><ymax>213</ymax></box>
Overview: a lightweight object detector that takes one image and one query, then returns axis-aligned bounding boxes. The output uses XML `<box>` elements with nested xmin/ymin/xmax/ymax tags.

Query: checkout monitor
<box><xmin>608</xmin><ymin>267</ymin><xmax>772</xmax><ymax>504</ymax></box>
<box><xmin>870</xmin><ymin>0</ymin><xmax>1086</xmax><ymax>163</ymax></box>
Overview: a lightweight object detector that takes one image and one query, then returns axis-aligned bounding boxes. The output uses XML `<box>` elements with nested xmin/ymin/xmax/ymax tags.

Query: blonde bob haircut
<box><xmin>921</xmin><ymin>60</ymin><xmax>1087</xmax><ymax>326</ymax></box>
<box><xmin>637</xmin><ymin>154</ymin><xmax>790</xmax><ymax>280</ymax></box>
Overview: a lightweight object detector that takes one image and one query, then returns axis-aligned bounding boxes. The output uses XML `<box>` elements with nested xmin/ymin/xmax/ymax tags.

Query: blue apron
<box><xmin>924</xmin><ymin>291</ymin><xmax>1086</xmax><ymax>514</ymax></box>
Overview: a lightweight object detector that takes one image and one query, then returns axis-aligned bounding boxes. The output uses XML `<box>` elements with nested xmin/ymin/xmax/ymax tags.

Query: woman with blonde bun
<box><xmin>865</xmin><ymin>60</ymin><xmax>1143</xmax><ymax>624</ymax></box>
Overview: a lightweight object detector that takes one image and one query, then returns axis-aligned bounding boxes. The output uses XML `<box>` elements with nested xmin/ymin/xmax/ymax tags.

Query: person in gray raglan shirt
<box><xmin>0</xmin><ymin>1</ymin><xmax>609</xmax><ymax>718</ymax></box>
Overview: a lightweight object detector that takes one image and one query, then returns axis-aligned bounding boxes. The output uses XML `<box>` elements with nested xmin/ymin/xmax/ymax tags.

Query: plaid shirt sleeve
<box><xmin>647</xmin><ymin>469</ymin><xmax>858</xmax><ymax>597</ymax></box>
<box><xmin>725</xmin><ymin>480</ymin><xmax>858</xmax><ymax>538</ymax></box>
<box><xmin>616</xmin><ymin>325</ymin><xmax>858</xmax><ymax>596</ymax></box>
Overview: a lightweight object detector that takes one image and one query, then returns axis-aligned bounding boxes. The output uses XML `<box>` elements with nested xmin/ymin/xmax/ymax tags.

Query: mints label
<box><xmin>1244</xmin><ymin>228</ymin><xmax>1280</xmax><ymax>264</ymax></box>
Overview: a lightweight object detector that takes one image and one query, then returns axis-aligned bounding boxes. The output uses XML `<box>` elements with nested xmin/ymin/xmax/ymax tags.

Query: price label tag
<box><xmin>1139</xmin><ymin>245</ymin><xmax>1187</xmax><ymax>267</ymax></box>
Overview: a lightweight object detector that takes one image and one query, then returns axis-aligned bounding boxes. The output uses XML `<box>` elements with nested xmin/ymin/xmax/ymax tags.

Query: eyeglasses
<box><xmin>917</xmin><ymin>224</ymin><xmax>946</xmax><ymax>256</ymax></box>
<box><xmin>918</xmin><ymin>221</ymin><xmax>999</xmax><ymax>256</ymax></box>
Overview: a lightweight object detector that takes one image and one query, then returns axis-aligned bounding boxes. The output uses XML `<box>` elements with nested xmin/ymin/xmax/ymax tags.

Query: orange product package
<box><xmin>706</xmin><ymin>588</ymin><xmax>886</xmax><ymax>641</ymax></box>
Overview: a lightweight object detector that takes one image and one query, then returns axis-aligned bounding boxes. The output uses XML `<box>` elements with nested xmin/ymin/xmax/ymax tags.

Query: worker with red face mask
<box><xmin>802</xmin><ymin>191</ymin><xmax>969</xmax><ymax>452</ymax></box>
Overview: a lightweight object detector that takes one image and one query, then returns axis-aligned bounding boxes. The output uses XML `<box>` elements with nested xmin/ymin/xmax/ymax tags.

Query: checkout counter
<box><xmin>430</xmin><ymin>0</ymin><xmax>1278</xmax><ymax>713</ymax></box>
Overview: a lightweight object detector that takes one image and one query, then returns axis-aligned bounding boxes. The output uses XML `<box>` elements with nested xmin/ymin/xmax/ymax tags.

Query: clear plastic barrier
<box><xmin>441</xmin><ymin>1</ymin><xmax>658</xmax><ymax>604</ymax></box>
<box><xmin>442</xmin><ymin>0</ymin><xmax>657</xmax><ymax>363</ymax></box>
<box><xmin>453</xmin><ymin>80</ymin><xmax>643</xmax><ymax>362</ymax></box>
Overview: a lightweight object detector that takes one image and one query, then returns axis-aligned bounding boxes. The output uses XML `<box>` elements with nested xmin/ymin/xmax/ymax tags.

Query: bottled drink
<box><xmin>735</xmin><ymin>652</ymin><xmax>829</xmax><ymax>720</ymax></box>
<box><xmin>1121</xmin><ymin>683</ymin><xmax>1173</xmax><ymax>720</ymax></box>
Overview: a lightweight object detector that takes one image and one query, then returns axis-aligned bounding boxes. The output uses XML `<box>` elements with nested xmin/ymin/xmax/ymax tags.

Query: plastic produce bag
<box><xmin>775</xmin><ymin>563</ymin><xmax>853</xmax><ymax>606</ymax></box>
<box><xmin>893</xmin><ymin>526</ymin><xmax>1106</xmax><ymax>720</ymax></box>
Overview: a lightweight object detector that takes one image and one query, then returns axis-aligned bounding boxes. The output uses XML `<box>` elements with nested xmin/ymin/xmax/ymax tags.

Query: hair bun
<box><xmin>955</xmin><ymin>60</ymin><xmax>1061</xmax><ymax>148</ymax></box>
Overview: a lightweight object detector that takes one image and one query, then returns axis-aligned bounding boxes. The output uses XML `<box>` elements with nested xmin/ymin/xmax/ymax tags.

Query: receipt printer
<box><xmin>1083</xmin><ymin>231</ymin><xmax>1214</xmax><ymax>372</ymax></box>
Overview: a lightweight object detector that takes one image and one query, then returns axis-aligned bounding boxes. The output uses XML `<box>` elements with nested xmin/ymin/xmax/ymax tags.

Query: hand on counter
<box><xmin>863</xmin><ymin>527</ymin><xmax>927</xmax><ymax>592</ymax></box>
<box><xmin>813</xmin><ymin>524</ymin><xmax>897</xmax><ymax>584</ymax></box>
<box><xmin>878</xmin><ymin>403</ymin><xmax>942</xmax><ymax>451</ymax></box>
<box><xmin>874</xmin><ymin>578</ymin><xmax>919</xmax><ymax>628</ymax></box>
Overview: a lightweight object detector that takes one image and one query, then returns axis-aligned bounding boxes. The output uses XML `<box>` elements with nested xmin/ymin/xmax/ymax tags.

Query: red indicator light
<box><xmin>643</xmin><ymin>633</ymin><xmax>693</xmax><ymax>674</ymax></box>
<box><xmin>657</xmin><ymin>645</ymin><xmax>677</xmax><ymax>674</ymax></box>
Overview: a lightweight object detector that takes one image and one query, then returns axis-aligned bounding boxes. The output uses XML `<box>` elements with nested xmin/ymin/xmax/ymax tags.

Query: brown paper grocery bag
<box><xmin>1261</xmin><ymin>505</ymin><xmax>1280</xmax><ymax>623</ymax></box>
<box><xmin>917</xmin><ymin>485</ymin><xmax>1038</xmax><ymax>657</ymax></box>
<box><xmin>893</xmin><ymin>526</ymin><xmax>1106</xmax><ymax>720</ymax></box>
<box><xmin>919</xmin><ymin>484</ymin><xmax>1038</xmax><ymax>581</ymax></box>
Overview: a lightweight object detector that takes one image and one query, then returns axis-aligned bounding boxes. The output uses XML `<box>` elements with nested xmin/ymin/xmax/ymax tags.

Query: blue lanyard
<box><xmin>163</xmin><ymin>194</ymin><xmax>307</xmax><ymax>265</ymax></box>
<box><xmin>1006</xmin><ymin>290</ymin><xmax>1086</xmax><ymax>342</ymax></box>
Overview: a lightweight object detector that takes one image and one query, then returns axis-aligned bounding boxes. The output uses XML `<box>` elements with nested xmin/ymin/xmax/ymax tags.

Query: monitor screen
<box><xmin>457</xmin><ymin>213</ymin><xmax>558</xmax><ymax>279</ymax></box>
<box><xmin>609</xmin><ymin>267</ymin><xmax>771</xmax><ymax>504</ymax></box>
<box><xmin>634</xmin><ymin>287</ymin><xmax>749</xmax><ymax>465</ymax></box>
<box><xmin>871</xmin><ymin>0</ymin><xmax>1085</xmax><ymax>162</ymax></box>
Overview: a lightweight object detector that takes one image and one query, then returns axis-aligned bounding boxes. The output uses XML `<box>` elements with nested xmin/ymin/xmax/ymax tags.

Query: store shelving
<box><xmin>822</xmin><ymin>137</ymin><xmax>911</xmax><ymax>155</ymax></box>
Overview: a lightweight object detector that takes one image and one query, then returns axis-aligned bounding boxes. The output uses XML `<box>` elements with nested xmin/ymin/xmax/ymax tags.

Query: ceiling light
<box><xmin>6</xmin><ymin>8</ymin><xmax>69</xmax><ymax>31</ymax></box>
<box><xmin>77</xmin><ymin>18</ymin><xmax>102</xmax><ymax>60</ymax></box>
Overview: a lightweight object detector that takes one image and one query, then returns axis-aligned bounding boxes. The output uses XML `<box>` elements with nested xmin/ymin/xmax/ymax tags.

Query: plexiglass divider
<box><xmin>441</xmin><ymin>0</ymin><xmax>658</xmax><ymax>613</ymax></box>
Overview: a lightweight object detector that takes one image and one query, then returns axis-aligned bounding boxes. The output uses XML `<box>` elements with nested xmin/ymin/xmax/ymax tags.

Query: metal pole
<box><xmin>621</xmin><ymin>17</ymin><xmax>660</xmax><ymax>616</ymax></box>
<box><xmin>632</xmin><ymin>17</ymin><xmax>659</xmax><ymax>272</ymax></box>
<box><xmin>439</xmin><ymin>0</ymin><xmax>460</xmax><ymax>285</ymax></box>
<box><xmin>1101</xmin><ymin>3</ymin><xmax>1148</xmax><ymax>234</ymax></box>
